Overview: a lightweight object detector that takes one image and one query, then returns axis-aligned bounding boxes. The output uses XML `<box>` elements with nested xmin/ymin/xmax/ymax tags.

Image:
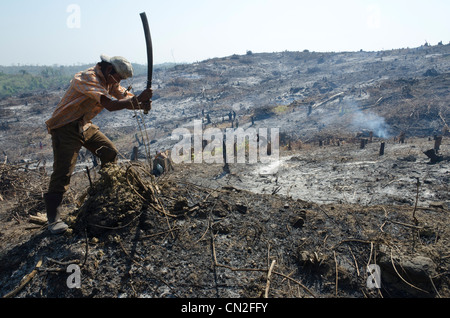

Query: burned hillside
<box><xmin>0</xmin><ymin>44</ymin><xmax>449</xmax><ymax>299</ymax></box>
<box><xmin>2</xmin><ymin>44</ymin><xmax>449</xmax><ymax>164</ymax></box>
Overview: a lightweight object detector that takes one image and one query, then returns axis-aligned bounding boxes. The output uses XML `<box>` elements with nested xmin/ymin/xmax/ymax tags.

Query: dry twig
<box><xmin>334</xmin><ymin>251</ymin><xmax>339</xmax><ymax>296</ymax></box>
<box><xmin>264</xmin><ymin>259</ymin><xmax>276</xmax><ymax>298</ymax></box>
<box><xmin>2</xmin><ymin>258</ymin><xmax>43</xmax><ymax>298</ymax></box>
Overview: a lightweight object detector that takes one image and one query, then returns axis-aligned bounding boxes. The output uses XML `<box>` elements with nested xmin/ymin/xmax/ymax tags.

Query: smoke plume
<box><xmin>351</xmin><ymin>110</ymin><xmax>390</xmax><ymax>138</ymax></box>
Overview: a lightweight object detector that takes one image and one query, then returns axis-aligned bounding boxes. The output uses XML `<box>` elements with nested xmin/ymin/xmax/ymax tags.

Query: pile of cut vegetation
<box><xmin>72</xmin><ymin>163</ymin><xmax>161</xmax><ymax>236</ymax></box>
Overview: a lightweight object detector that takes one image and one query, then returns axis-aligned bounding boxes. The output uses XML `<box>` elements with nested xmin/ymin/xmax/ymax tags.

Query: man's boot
<box><xmin>44</xmin><ymin>192</ymin><xmax>69</xmax><ymax>234</ymax></box>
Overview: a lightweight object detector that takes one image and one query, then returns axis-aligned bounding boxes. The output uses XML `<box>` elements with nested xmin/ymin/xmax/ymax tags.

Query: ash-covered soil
<box><xmin>0</xmin><ymin>135</ymin><xmax>448</xmax><ymax>299</ymax></box>
<box><xmin>0</xmin><ymin>44</ymin><xmax>449</xmax><ymax>299</ymax></box>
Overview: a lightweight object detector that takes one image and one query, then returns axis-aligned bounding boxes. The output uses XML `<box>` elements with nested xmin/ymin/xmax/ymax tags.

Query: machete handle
<box><xmin>140</xmin><ymin>12</ymin><xmax>153</xmax><ymax>115</ymax></box>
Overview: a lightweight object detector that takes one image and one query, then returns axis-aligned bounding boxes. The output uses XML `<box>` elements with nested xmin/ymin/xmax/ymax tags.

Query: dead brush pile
<box><xmin>0</xmin><ymin>162</ymin><xmax>48</xmax><ymax>218</ymax></box>
<box><xmin>72</xmin><ymin>163</ymin><xmax>169</xmax><ymax>236</ymax></box>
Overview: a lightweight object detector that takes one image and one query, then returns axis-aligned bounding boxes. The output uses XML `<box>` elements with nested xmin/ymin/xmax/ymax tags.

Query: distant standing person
<box><xmin>44</xmin><ymin>55</ymin><xmax>153</xmax><ymax>234</ymax></box>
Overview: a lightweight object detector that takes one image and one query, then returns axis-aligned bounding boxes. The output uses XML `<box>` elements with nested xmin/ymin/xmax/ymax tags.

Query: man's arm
<box><xmin>100</xmin><ymin>88</ymin><xmax>153</xmax><ymax>112</ymax></box>
<box><xmin>100</xmin><ymin>95</ymin><xmax>139</xmax><ymax>111</ymax></box>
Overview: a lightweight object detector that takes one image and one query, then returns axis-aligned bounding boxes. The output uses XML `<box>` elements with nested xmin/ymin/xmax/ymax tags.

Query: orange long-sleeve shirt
<box><xmin>45</xmin><ymin>64</ymin><xmax>133</xmax><ymax>133</ymax></box>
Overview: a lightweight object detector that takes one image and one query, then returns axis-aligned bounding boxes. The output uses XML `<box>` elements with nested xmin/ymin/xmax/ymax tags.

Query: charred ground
<box><xmin>0</xmin><ymin>44</ymin><xmax>449</xmax><ymax>299</ymax></box>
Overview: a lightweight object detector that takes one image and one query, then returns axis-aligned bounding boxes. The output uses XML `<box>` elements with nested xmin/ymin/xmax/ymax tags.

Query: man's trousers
<box><xmin>48</xmin><ymin>121</ymin><xmax>118</xmax><ymax>194</ymax></box>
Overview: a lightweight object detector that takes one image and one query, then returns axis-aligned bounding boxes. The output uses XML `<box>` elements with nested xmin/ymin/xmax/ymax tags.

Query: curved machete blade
<box><xmin>140</xmin><ymin>12</ymin><xmax>153</xmax><ymax>114</ymax></box>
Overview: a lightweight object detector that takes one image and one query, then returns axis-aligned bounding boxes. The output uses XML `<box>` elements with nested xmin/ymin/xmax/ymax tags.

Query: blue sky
<box><xmin>0</xmin><ymin>0</ymin><xmax>449</xmax><ymax>66</ymax></box>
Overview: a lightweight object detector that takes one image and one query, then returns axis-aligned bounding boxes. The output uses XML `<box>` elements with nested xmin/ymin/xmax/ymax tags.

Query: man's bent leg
<box><xmin>83</xmin><ymin>126</ymin><xmax>118</xmax><ymax>167</ymax></box>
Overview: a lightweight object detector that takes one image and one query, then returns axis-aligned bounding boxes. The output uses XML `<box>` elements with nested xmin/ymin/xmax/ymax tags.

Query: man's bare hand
<box><xmin>137</xmin><ymin>88</ymin><xmax>153</xmax><ymax>103</ymax></box>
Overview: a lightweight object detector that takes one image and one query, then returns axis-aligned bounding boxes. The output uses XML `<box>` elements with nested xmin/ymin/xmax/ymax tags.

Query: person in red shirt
<box><xmin>44</xmin><ymin>54</ymin><xmax>153</xmax><ymax>234</ymax></box>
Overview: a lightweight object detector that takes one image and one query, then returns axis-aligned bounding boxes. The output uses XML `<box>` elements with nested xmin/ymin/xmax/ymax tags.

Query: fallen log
<box><xmin>29</xmin><ymin>213</ymin><xmax>47</xmax><ymax>225</ymax></box>
<box><xmin>312</xmin><ymin>92</ymin><xmax>344</xmax><ymax>109</ymax></box>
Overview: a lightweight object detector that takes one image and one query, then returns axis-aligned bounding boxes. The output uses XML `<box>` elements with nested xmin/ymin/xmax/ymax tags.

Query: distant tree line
<box><xmin>0</xmin><ymin>70</ymin><xmax>69</xmax><ymax>99</ymax></box>
<box><xmin>0</xmin><ymin>62</ymin><xmax>176</xmax><ymax>99</ymax></box>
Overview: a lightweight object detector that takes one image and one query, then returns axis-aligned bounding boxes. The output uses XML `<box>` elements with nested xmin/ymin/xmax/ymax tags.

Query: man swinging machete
<box><xmin>44</xmin><ymin>55</ymin><xmax>153</xmax><ymax>234</ymax></box>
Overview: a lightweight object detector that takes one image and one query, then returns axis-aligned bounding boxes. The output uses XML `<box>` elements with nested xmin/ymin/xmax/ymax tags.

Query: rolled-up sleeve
<box><xmin>111</xmin><ymin>83</ymin><xmax>134</xmax><ymax>100</ymax></box>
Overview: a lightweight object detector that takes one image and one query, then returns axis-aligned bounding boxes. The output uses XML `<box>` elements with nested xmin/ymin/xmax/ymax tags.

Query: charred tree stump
<box><xmin>379</xmin><ymin>142</ymin><xmax>385</xmax><ymax>156</ymax></box>
<box><xmin>131</xmin><ymin>146</ymin><xmax>139</xmax><ymax>161</ymax></box>
<box><xmin>360</xmin><ymin>139</ymin><xmax>368</xmax><ymax>149</ymax></box>
<box><xmin>434</xmin><ymin>135</ymin><xmax>442</xmax><ymax>153</ymax></box>
<box><xmin>399</xmin><ymin>131</ymin><xmax>406</xmax><ymax>144</ymax></box>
